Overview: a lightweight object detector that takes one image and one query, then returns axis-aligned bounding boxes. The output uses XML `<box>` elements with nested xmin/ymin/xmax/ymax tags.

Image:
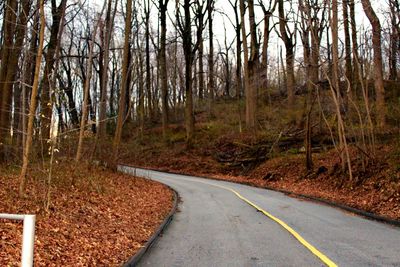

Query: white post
<box><xmin>21</xmin><ymin>215</ymin><xmax>36</xmax><ymax>267</ymax></box>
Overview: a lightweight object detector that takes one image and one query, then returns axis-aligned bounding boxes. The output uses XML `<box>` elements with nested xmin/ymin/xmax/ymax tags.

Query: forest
<box><xmin>1</xmin><ymin>0</ymin><xmax>400</xmax><ymax>264</ymax></box>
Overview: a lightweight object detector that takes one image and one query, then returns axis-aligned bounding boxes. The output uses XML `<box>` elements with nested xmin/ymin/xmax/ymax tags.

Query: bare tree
<box><xmin>98</xmin><ymin>0</ymin><xmax>117</xmax><ymax>138</ymax></box>
<box><xmin>113</xmin><ymin>0</ymin><xmax>132</xmax><ymax>163</ymax></box>
<box><xmin>277</xmin><ymin>0</ymin><xmax>296</xmax><ymax>108</ymax></box>
<box><xmin>158</xmin><ymin>0</ymin><xmax>170</xmax><ymax>137</ymax></box>
<box><xmin>76</xmin><ymin>6</ymin><xmax>105</xmax><ymax>162</ymax></box>
<box><xmin>0</xmin><ymin>0</ymin><xmax>29</xmax><ymax>159</ymax></box>
<box><xmin>259</xmin><ymin>0</ymin><xmax>277</xmax><ymax>104</ymax></box>
<box><xmin>39</xmin><ymin>0</ymin><xmax>67</xmax><ymax>153</ymax></box>
<box><xmin>19</xmin><ymin>0</ymin><xmax>45</xmax><ymax>194</ymax></box>
<box><xmin>361</xmin><ymin>0</ymin><xmax>386</xmax><ymax>127</ymax></box>
<box><xmin>331</xmin><ymin>0</ymin><xmax>353</xmax><ymax>181</ymax></box>
<box><xmin>207</xmin><ymin>0</ymin><xmax>215</xmax><ymax>101</ymax></box>
<box><xmin>176</xmin><ymin>0</ymin><xmax>201</xmax><ymax>146</ymax></box>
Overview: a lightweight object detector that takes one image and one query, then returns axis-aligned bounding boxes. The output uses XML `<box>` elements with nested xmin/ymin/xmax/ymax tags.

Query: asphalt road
<box><xmin>119</xmin><ymin>166</ymin><xmax>400</xmax><ymax>267</ymax></box>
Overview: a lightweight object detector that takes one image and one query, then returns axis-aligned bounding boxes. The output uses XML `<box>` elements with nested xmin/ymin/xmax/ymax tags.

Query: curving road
<box><xmin>119</xmin><ymin>166</ymin><xmax>400</xmax><ymax>267</ymax></box>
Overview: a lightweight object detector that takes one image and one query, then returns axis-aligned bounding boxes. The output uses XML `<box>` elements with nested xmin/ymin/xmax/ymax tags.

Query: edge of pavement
<box><xmin>119</xmin><ymin>164</ymin><xmax>400</xmax><ymax>228</ymax></box>
<box><xmin>119</xmin><ymin>165</ymin><xmax>180</xmax><ymax>267</ymax></box>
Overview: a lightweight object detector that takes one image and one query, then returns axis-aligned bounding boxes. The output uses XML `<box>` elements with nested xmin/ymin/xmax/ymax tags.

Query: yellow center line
<box><xmin>168</xmin><ymin>175</ymin><xmax>338</xmax><ymax>267</ymax></box>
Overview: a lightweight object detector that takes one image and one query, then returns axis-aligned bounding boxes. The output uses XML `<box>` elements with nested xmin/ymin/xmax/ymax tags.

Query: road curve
<box><xmin>119</xmin><ymin>166</ymin><xmax>400</xmax><ymax>267</ymax></box>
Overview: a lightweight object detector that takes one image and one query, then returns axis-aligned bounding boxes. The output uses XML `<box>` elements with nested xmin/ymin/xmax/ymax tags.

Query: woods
<box><xmin>0</xmin><ymin>0</ymin><xmax>398</xmax><ymax>195</ymax></box>
<box><xmin>1</xmin><ymin>0</ymin><xmax>400</xmax><ymax>264</ymax></box>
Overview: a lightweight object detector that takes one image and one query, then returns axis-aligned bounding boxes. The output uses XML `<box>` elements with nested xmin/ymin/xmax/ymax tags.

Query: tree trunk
<box><xmin>0</xmin><ymin>0</ymin><xmax>18</xmax><ymax>156</ymax></box>
<box><xmin>19</xmin><ymin>0</ymin><xmax>45</xmax><ymax>194</ymax></box>
<box><xmin>4</xmin><ymin>0</ymin><xmax>31</xmax><ymax>156</ymax></box>
<box><xmin>278</xmin><ymin>0</ymin><xmax>296</xmax><ymax>108</ymax></box>
<box><xmin>207</xmin><ymin>0</ymin><xmax>214</xmax><ymax>101</ymax></box>
<box><xmin>331</xmin><ymin>0</ymin><xmax>353</xmax><ymax>181</ymax></box>
<box><xmin>160</xmin><ymin>0</ymin><xmax>169</xmax><ymax>137</ymax></box>
<box><xmin>361</xmin><ymin>0</ymin><xmax>386</xmax><ymax>127</ymax></box>
<box><xmin>76</xmin><ymin>7</ymin><xmax>104</xmax><ymax>162</ymax></box>
<box><xmin>349</xmin><ymin>0</ymin><xmax>360</xmax><ymax>92</ymax></box>
<box><xmin>145</xmin><ymin>0</ymin><xmax>153</xmax><ymax>120</ymax></box>
<box><xmin>112</xmin><ymin>0</ymin><xmax>132</xmax><ymax>164</ymax></box>
<box><xmin>343</xmin><ymin>0</ymin><xmax>353</xmax><ymax>86</ymax></box>
<box><xmin>39</xmin><ymin>0</ymin><xmax>67</xmax><ymax>152</ymax></box>
<box><xmin>98</xmin><ymin>0</ymin><xmax>116</xmax><ymax>138</ymax></box>
<box><xmin>246</xmin><ymin>0</ymin><xmax>258</xmax><ymax>130</ymax></box>
<box><xmin>181</xmin><ymin>0</ymin><xmax>195</xmax><ymax>147</ymax></box>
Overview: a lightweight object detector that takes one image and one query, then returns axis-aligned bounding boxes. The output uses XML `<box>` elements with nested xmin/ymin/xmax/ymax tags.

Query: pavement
<box><xmin>119</xmin><ymin>166</ymin><xmax>400</xmax><ymax>267</ymax></box>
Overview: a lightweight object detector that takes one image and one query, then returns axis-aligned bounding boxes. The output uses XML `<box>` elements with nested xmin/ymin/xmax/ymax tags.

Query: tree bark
<box><xmin>19</xmin><ymin>0</ymin><xmax>45</xmax><ymax>194</ymax></box>
<box><xmin>239</xmin><ymin>0</ymin><xmax>251</xmax><ymax>129</ymax></box>
<box><xmin>207</xmin><ymin>0</ymin><xmax>214</xmax><ymax>101</ymax></box>
<box><xmin>98</xmin><ymin>0</ymin><xmax>116</xmax><ymax>138</ymax></box>
<box><xmin>361</xmin><ymin>0</ymin><xmax>386</xmax><ymax>127</ymax></box>
<box><xmin>112</xmin><ymin>0</ymin><xmax>132</xmax><ymax>164</ymax></box>
<box><xmin>159</xmin><ymin>0</ymin><xmax>170</xmax><ymax>137</ymax></box>
<box><xmin>76</xmin><ymin>7</ymin><xmax>104</xmax><ymax>162</ymax></box>
<box><xmin>278</xmin><ymin>0</ymin><xmax>296</xmax><ymax>108</ymax></box>
<box><xmin>39</xmin><ymin>0</ymin><xmax>67</xmax><ymax>152</ymax></box>
<box><xmin>0</xmin><ymin>0</ymin><xmax>18</xmax><ymax>155</ymax></box>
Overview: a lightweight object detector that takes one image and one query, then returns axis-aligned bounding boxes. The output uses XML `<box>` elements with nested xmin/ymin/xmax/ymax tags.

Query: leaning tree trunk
<box><xmin>19</xmin><ymin>0</ymin><xmax>45</xmax><ymax>195</ymax></box>
<box><xmin>76</xmin><ymin>7</ymin><xmax>104</xmax><ymax>162</ymax></box>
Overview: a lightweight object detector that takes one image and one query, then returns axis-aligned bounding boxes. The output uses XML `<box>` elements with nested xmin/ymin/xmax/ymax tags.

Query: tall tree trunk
<box><xmin>184</xmin><ymin>0</ymin><xmax>195</xmax><ymax>146</ymax></box>
<box><xmin>239</xmin><ymin>0</ymin><xmax>251</xmax><ymax>129</ymax></box>
<box><xmin>259</xmin><ymin>0</ymin><xmax>276</xmax><ymax>104</ymax></box>
<box><xmin>112</xmin><ymin>0</ymin><xmax>132</xmax><ymax>164</ymax></box>
<box><xmin>349</xmin><ymin>0</ymin><xmax>360</xmax><ymax>92</ymax></box>
<box><xmin>343</xmin><ymin>0</ymin><xmax>353</xmax><ymax>85</ymax></box>
<box><xmin>207</xmin><ymin>0</ymin><xmax>214</xmax><ymax>101</ymax></box>
<box><xmin>361</xmin><ymin>0</ymin><xmax>386</xmax><ymax>127</ymax></box>
<box><xmin>39</xmin><ymin>0</ymin><xmax>67</xmax><ymax>152</ymax></box>
<box><xmin>389</xmin><ymin>0</ymin><xmax>399</xmax><ymax>81</ymax></box>
<box><xmin>76</xmin><ymin>8</ymin><xmax>104</xmax><ymax>162</ymax></box>
<box><xmin>177</xmin><ymin>0</ymin><xmax>197</xmax><ymax>146</ymax></box>
<box><xmin>19</xmin><ymin>0</ymin><xmax>45</xmax><ymax>194</ymax></box>
<box><xmin>246</xmin><ymin>0</ymin><xmax>258</xmax><ymax>130</ymax></box>
<box><xmin>98</xmin><ymin>0</ymin><xmax>116</xmax><ymax>138</ymax></box>
<box><xmin>331</xmin><ymin>0</ymin><xmax>353</xmax><ymax>181</ymax></box>
<box><xmin>5</xmin><ymin>0</ymin><xmax>31</xmax><ymax>155</ymax></box>
<box><xmin>137</xmin><ymin>48</ymin><xmax>145</xmax><ymax>132</ymax></box>
<box><xmin>20</xmin><ymin>0</ymin><xmax>40</xmax><ymax>159</ymax></box>
<box><xmin>0</xmin><ymin>0</ymin><xmax>18</xmax><ymax>156</ymax></box>
<box><xmin>232</xmin><ymin>0</ymin><xmax>242</xmax><ymax>99</ymax></box>
<box><xmin>278</xmin><ymin>0</ymin><xmax>295</xmax><ymax>108</ymax></box>
<box><xmin>145</xmin><ymin>0</ymin><xmax>153</xmax><ymax>120</ymax></box>
<box><xmin>196</xmin><ymin>1</ymin><xmax>205</xmax><ymax>101</ymax></box>
<box><xmin>159</xmin><ymin>0</ymin><xmax>170</xmax><ymax>137</ymax></box>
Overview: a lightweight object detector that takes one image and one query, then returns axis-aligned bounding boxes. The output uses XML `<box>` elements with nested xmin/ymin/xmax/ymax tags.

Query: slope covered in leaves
<box><xmin>0</xmin><ymin>161</ymin><xmax>173</xmax><ymax>266</ymax></box>
<box><xmin>120</xmin><ymin>118</ymin><xmax>400</xmax><ymax>221</ymax></box>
